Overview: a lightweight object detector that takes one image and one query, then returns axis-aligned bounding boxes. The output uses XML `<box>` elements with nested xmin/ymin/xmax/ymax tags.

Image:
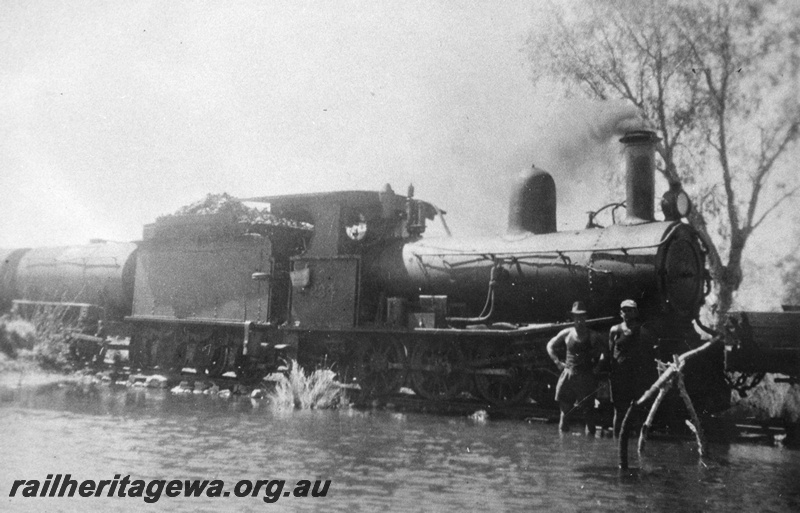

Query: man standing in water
<box><xmin>547</xmin><ymin>302</ymin><xmax>605</xmax><ymax>434</ymax></box>
<box><xmin>607</xmin><ymin>299</ymin><xmax>658</xmax><ymax>438</ymax></box>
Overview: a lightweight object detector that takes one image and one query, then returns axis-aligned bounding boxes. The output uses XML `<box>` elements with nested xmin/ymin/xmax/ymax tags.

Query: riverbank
<box><xmin>0</xmin><ymin>354</ymin><xmax>83</xmax><ymax>389</ymax></box>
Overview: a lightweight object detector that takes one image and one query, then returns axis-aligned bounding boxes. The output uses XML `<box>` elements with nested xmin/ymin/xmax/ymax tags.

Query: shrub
<box><xmin>0</xmin><ymin>305</ymin><xmax>78</xmax><ymax>373</ymax></box>
<box><xmin>733</xmin><ymin>374</ymin><xmax>800</xmax><ymax>423</ymax></box>
<box><xmin>28</xmin><ymin>305</ymin><xmax>77</xmax><ymax>372</ymax></box>
<box><xmin>0</xmin><ymin>316</ymin><xmax>37</xmax><ymax>356</ymax></box>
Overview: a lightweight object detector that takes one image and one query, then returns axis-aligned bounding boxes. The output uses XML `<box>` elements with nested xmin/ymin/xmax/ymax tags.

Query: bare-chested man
<box><xmin>607</xmin><ymin>299</ymin><xmax>658</xmax><ymax>438</ymax></box>
<box><xmin>547</xmin><ymin>301</ymin><xmax>605</xmax><ymax>434</ymax></box>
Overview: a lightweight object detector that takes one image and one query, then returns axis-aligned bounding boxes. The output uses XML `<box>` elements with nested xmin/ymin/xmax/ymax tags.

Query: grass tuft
<box><xmin>269</xmin><ymin>360</ymin><xmax>348</xmax><ymax>410</ymax></box>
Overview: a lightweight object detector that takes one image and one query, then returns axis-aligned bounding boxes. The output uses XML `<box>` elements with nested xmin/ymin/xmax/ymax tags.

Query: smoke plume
<box><xmin>501</xmin><ymin>100</ymin><xmax>654</xmax><ymax>231</ymax></box>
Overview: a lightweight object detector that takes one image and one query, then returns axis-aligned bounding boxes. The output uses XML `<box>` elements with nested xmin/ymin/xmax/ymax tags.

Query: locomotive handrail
<box><xmin>410</xmin><ymin>222</ymin><xmax>686</xmax><ymax>260</ymax></box>
<box><xmin>412</xmin><ymin>242</ymin><xmax>663</xmax><ymax>259</ymax></box>
<box><xmin>418</xmin><ymin>251</ymin><xmax>638</xmax><ymax>275</ymax></box>
<box><xmin>585</xmin><ymin>201</ymin><xmax>626</xmax><ymax>228</ymax></box>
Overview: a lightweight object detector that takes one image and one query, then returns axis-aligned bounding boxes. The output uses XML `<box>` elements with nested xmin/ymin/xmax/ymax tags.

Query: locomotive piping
<box><xmin>445</xmin><ymin>264</ymin><xmax>499</xmax><ymax>323</ymax></box>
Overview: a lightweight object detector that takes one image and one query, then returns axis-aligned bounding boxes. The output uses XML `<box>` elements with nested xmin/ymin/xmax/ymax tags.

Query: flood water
<box><xmin>1</xmin><ymin>382</ymin><xmax>799</xmax><ymax>513</ymax></box>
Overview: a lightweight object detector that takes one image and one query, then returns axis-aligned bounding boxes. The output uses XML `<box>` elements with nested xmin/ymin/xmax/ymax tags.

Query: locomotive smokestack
<box><xmin>620</xmin><ymin>130</ymin><xmax>659</xmax><ymax>223</ymax></box>
<box><xmin>508</xmin><ymin>166</ymin><xmax>557</xmax><ymax>234</ymax></box>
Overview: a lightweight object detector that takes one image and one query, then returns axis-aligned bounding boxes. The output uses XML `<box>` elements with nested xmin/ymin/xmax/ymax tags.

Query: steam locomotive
<box><xmin>0</xmin><ymin>130</ymin><xmax>731</xmax><ymax>412</ymax></box>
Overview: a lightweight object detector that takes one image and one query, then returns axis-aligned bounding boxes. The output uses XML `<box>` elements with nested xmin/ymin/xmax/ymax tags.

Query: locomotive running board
<box><xmin>412</xmin><ymin>316</ymin><xmax>616</xmax><ymax>338</ymax></box>
<box><xmin>124</xmin><ymin>316</ymin><xmax>268</xmax><ymax>328</ymax></box>
<box><xmin>279</xmin><ymin>316</ymin><xmax>615</xmax><ymax>338</ymax></box>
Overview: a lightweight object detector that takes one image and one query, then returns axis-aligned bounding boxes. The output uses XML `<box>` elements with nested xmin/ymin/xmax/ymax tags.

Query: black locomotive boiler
<box><xmin>0</xmin><ymin>130</ymin><xmax>728</xmax><ymax>413</ymax></box>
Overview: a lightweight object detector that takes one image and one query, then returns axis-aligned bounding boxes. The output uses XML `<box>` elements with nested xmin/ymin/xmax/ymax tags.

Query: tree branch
<box><xmin>752</xmin><ymin>185</ymin><xmax>800</xmax><ymax>232</ymax></box>
<box><xmin>745</xmin><ymin>120</ymin><xmax>799</xmax><ymax>230</ymax></box>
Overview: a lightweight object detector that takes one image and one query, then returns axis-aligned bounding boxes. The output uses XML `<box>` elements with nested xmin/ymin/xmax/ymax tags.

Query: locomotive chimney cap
<box><xmin>619</xmin><ymin>130</ymin><xmax>660</xmax><ymax>145</ymax></box>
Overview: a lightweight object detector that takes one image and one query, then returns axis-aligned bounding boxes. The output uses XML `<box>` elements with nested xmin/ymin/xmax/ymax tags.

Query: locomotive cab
<box><xmin>245</xmin><ymin>187</ymin><xmax>442</xmax><ymax>330</ymax></box>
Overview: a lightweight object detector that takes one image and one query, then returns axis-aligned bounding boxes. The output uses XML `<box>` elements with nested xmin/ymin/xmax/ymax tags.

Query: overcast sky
<box><xmin>1</xmin><ymin>1</ymin><xmax>577</xmax><ymax>247</ymax></box>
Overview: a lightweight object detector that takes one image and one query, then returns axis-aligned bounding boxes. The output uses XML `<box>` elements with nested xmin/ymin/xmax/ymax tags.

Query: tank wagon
<box><xmin>1</xmin><ymin>242</ymin><xmax>137</xmax><ymax>328</ymax></box>
<box><xmin>1</xmin><ymin>130</ymin><xmax>742</xmax><ymax>414</ymax></box>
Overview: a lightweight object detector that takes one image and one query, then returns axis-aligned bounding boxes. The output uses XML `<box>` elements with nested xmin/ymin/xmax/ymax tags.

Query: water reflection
<box><xmin>1</xmin><ymin>382</ymin><xmax>799</xmax><ymax>512</ymax></box>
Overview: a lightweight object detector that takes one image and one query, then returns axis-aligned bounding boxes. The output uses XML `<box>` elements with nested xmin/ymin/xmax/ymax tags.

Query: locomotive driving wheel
<box><xmin>204</xmin><ymin>345</ymin><xmax>233</xmax><ymax>378</ymax></box>
<box><xmin>194</xmin><ymin>329</ymin><xmax>234</xmax><ymax>378</ymax></box>
<box><xmin>473</xmin><ymin>342</ymin><xmax>533</xmax><ymax>406</ymax></box>
<box><xmin>139</xmin><ymin>326</ymin><xmax>173</xmax><ymax>370</ymax></box>
<box><xmin>409</xmin><ymin>339</ymin><xmax>469</xmax><ymax>400</ymax></box>
<box><xmin>169</xmin><ymin>341</ymin><xmax>190</xmax><ymax>372</ymax></box>
<box><xmin>352</xmin><ymin>339</ymin><xmax>407</xmax><ymax>397</ymax></box>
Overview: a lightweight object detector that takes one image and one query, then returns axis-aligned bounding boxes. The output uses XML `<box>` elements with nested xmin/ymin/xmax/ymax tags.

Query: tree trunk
<box><xmin>715</xmin><ymin>237</ymin><xmax>746</xmax><ymax>328</ymax></box>
<box><xmin>716</xmin><ymin>280</ymin><xmax>735</xmax><ymax>329</ymax></box>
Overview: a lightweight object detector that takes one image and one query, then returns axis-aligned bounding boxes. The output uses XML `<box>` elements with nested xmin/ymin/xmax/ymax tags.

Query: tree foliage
<box><xmin>529</xmin><ymin>0</ymin><xmax>800</xmax><ymax>319</ymax></box>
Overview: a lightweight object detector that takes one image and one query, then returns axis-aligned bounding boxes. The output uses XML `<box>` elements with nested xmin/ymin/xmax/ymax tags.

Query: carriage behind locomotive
<box><xmin>0</xmin><ymin>130</ymin><xmax>734</xmax><ymax>410</ymax></box>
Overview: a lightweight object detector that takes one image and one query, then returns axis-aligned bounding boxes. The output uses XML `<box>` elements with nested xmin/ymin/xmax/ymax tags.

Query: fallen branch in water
<box><xmin>619</xmin><ymin>337</ymin><xmax>720</xmax><ymax>469</ymax></box>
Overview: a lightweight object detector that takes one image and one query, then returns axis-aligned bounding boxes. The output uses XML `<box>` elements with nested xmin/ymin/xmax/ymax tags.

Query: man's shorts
<box><xmin>555</xmin><ymin>368</ymin><xmax>597</xmax><ymax>405</ymax></box>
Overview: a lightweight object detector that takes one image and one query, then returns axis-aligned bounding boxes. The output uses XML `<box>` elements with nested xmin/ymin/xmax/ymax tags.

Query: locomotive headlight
<box><xmin>661</xmin><ymin>187</ymin><xmax>692</xmax><ymax>220</ymax></box>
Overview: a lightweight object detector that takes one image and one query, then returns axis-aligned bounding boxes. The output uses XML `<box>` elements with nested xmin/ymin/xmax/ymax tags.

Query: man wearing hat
<box><xmin>607</xmin><ymin>299</ymin><xmax>658</xmax><ymax>438</ymax></box>
<box><xmin>546</xmin><ymin>301</ymin><xmax>605</xmax><ymax>434</ymax></box>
